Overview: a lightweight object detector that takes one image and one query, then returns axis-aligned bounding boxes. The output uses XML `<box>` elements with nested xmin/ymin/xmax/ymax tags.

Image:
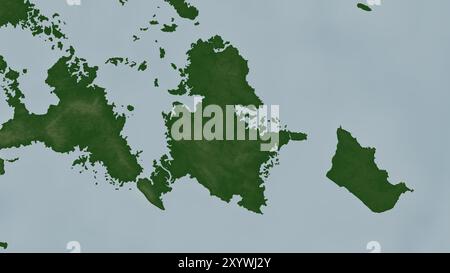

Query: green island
<box><xmin>164</xmin><ymin>0</ymin><xmax>199</xmax><ymax>20</ymax></box>
<box><xmin>0</xmin><ymin>158</ymin><xmax>18</xmax><ymax>176</ymax></box>
<box><xmin>137</xmin><ymin>36</ymin><xmax>307</xmax><ymax>213</ymax></box>
<box><xmin>0</xmin><ymin>242</ymin><xmax>7</xmax><ymax>250</ymax></box>
<box><xmin>357</xmin><ymin>3</ymin><xmax>372</xmax><ymax>12</ymax></box>
<box><xmin>0</xmin><ymin>49</ymin><xmax>143</xmax><ymax>184</ymax></box>
<box><xmin>0</xmin><ymin>159</ymin><xmax>4</xmax><ymax>175</ymax></box>
<box><xmin>161</xmin><ymin>23</ymin><xmax>178</xmax><ymax>33</ymax></box>
<box><xmin>326</xmin><ymin>127</ymin><xmax>412</xmax><ymax>213</ymax></box>
<box><xmin>159</xmin><ymin>47</ymin><xmax>166</xmax><ymax>59</ymax></box>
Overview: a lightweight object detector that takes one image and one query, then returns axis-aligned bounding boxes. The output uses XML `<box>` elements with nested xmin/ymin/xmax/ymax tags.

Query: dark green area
<box><xmin>0</xmin><ymin>50</ymin><xmax>142</xmax><ymax>184</ymax></box>
<box><xmin>0</xmin><ymin>159</ymin><xmax>4</xmax><ymax>175</ymax></box>
<box><xmin>159</xmin><ymin>47</ymin><xmax>166</xmax><ymax>59</ymax></box>
<box><xmin>326</xmin><ymin>127</ymin><xmax>412</xmax><ymax>213</ymax></box>
<box><xmin>161</xmin><ymin>23</ymin><xmax>178</xmax><ymax>32</ymax></box>
<box><xmin>132</xmin><ymin>35</ymin><xmax>140</xmax><ymax>42</ymax></box>
<box><xmin>0</xmin><ymin>0</ymin><xmax>30</xmax><ymax>28</ymax></box>
<box><xmin>0</xmin><ymin>157</ymin><xmax>17</xmax><ymax>176</ymax></box>
<box><xmin>0</xmin><ymin>0</ymin><xmax>67</xmax><ymax>50</ymax></box>
<box><xmin>164</xmin><ymin>0</ymin><xmax>199</xmax><ymax>20</ymax></box>
<box><xmin>279</xmin><ymin>130</ymin><xmax>308</xmax><ymax>149</ymax></box>
<box><xmin>357</xmin><ymin>3</ymin><xmax>372</xmax><ymax>12</ymax></box>
<box><xmin>138</xmin><ymin>36</ymin><xmax>306</xmax><ymax>213</ymax></box>
<box><xmin>117</xmin><ymin>0</ymin><xmax>198</xmax><ymax>20</ymax></box>
<box><xmin>106</xmin><ymin>57</ymin><xmax>147</xmax><ymax>71</ymax></box>
<box><xmin>0</xmin><ymin>242</ymin><xmax>7</xmax><ymax>250</ymax></box>
<box><xmin>137</xmin><ymin>61</ymin><xmax>148</xmax><ymax>71</ymax></box>
<box><xmin>105</xmin><ymin>57</ymin><xmax>125</xmax><ymax>66</ymax></box>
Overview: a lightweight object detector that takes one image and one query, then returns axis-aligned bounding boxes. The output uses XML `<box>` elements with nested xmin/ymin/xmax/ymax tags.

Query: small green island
<box><xmin>0</xmin><ymin>158</ymin><xmax>18</xmax><ymax>176</ymax></box>
<box><xmin>357</xmin><ymin>3</ymin><xmax>372</xmax><ymax>12</ymax></box>
<box><xmin>0</xmin><ymin>159</ymin><xmax>5</xmax><ymax>176</ymax></box>
<box><xmin>161</xmin><ymin>23</ymin><xmax>178</xmax><ymax>33</ymax></box>
<box><xmin>0</xmin><ymin>242</ymin><xmax>7</xmax><ymax>250</ymax></box>
<box><xmin>327</xmin><ymin>127</ymin><xmax>412</xmax><ymax>213</ymax></box>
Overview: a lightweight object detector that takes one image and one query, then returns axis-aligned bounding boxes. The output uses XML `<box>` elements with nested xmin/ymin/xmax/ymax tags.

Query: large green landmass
<box><xmin>327</xmin><ymin>127</ymin><xmax>412</xmax><ymax>213</ymax></box>
<box><xmin>0</xmin><ymin>0</ymin><xmax>141</xmax><ymax>189</ymax></box>
<box><xmin>0</xmin><ymin>50</ymin><xmax>142</xmax><ymax>184</ymax></box>
<box><xmin>137</xmin><ymin>36</ymin><xmax>307</xmax><ymax>213</ymax></box>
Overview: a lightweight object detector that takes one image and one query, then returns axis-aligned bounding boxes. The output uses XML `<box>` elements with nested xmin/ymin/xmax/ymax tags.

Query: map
<box><xmin>0</xmin><ymin>0</ymin><xmax>448</xmax><ymax>253</ymax></box>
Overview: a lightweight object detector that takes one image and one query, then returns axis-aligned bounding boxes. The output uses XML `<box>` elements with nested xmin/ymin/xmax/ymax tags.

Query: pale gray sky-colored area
<box><xmin>0</xmin><ymin>0</ymin><xmax>449</xmax><ymax>252</ymax></box>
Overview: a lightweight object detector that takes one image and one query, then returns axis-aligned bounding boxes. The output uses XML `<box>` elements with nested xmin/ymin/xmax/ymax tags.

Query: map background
<box><xmin>0</xmin><ymin>0</ymin><xmax>449</xmax><ymax>252</ymax></box>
